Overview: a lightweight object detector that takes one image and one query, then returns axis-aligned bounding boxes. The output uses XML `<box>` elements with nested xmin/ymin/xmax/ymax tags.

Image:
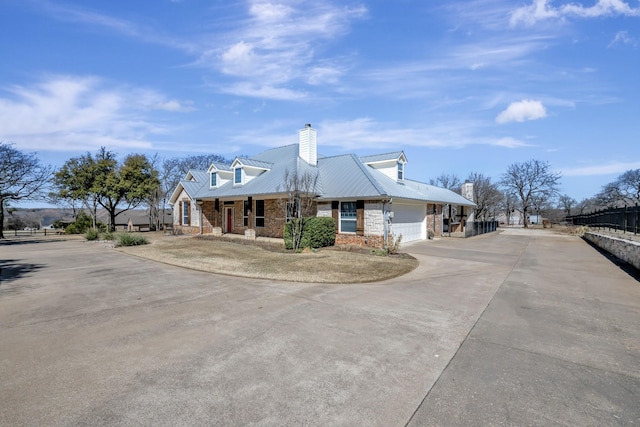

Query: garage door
<box><xmin>392</xmin><ymin>203</ymin><xmax>426</xmax><ymax>243</ymax></box>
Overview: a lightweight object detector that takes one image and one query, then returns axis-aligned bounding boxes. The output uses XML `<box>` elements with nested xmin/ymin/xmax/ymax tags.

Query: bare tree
<box><xmin>430</xmin><ymin>173</ymin><xmax>462</xmax><ymax>192</ymax></box>
<box><xmin>466</xmin><ymin>172</ymin><xmax>502</xmax><ymax>220</ymax></box>
<box><xmin>158</xmin><ymin>154</ymin><xmax>228</xmax><ymax>229</ymax></box>
<box><xmin>558</xmin><ymin>194</ymin><xmax>577</xmax><ymax>217</ymax></box>
<box><xmin>278</xmin><ymin>168</ymin><xmax>319</xmax><ymax>250</ymax></box>
<box><xmin>576</xmin><ymin>197</ymin><xmax>598</xmax><ymax>214</ymax></box>
<box><xmin>0</xmin><ymin>143</ymin><xmax>54</xmax><ymax>238</ymax></box>
<box><xmin>499</xmin><ymin>191</ymin><xmax>519</xmax><ymax>225</ymax></box>
<box><xmin>500</xmin><ymin>159</ymin><xmax>561</xmax><ymax>228</ymax></box>
<box><xmin>595</xmin><ymin>169</ymin><xmax>640</xmax><ymax>207</ymax></box>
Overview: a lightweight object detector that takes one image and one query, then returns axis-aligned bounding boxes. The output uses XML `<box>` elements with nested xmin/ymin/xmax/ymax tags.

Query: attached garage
<box><xmin>391</xmin><ymin>203</ymin><xmax>426</xmax><ymax>243</ymax></box>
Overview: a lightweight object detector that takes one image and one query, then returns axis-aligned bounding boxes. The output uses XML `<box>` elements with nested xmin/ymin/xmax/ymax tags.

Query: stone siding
<box><xmin>365</xmin><ymin>202</ymin><xmax>384</xmax><ymax>235</ymax></box>
<box><xmin>583</xmin><ymin>232</ymin><xmax>640</xmax><ymax>270</ymax></box>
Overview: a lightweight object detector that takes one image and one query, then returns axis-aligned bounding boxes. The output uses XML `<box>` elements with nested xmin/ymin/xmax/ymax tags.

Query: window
<box><xmin>397</xmin><ymin>162</ymin><xmax>404</xmax><ymax>180</ymax></box>
<box><xmin>243</xmin><ymin>200</ymin><xmax>250</xmax><ymax>227</ymax></box>
<box><xmin>210</xmin><ymin>172</ymin><xmax>217</xmax><ymax>187</ymax></box>
<box><xmin>255</xmin><ymin>200</ymin><xmax>265</xmax><ymax>227</ymax></box>
<box><xmin>234</xmin><ymin>167</ymin><xmax>242</xmax><ymax>184</ymax></box>
<box><xmin>182</xmin><ymin>201</ymin><xmax>189</xmax><ymax>225</ymax></box>
<box><xmin>340</xmin><ymin>201</ymin><xmax>357</xmax><ymax>233</ymax></box>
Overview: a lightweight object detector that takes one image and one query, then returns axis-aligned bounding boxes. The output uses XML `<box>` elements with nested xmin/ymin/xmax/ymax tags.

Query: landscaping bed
<box><xmin>116</xmin><ymin>234</ymin><xmax>418</xmax><ymax>283</ymax></box>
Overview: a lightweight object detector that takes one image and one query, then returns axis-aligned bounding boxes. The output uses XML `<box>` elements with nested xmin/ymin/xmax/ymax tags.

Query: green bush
<box><xmin>116</xmin><ymin>233</ymin><xmax>149</xmax><ymax>247</ymax></box>
<box><xmin>303</xmin><ymin>217</ymin><xmax>336</xmax><ymax>248</ymax></box>
<box><xmin>284</xmin><ymin>217</ymin><xmax>335</xmax><ymax>250</ymax></box>
<box><xmin>85</xmin><ymin>229</ymin><xmax>99</xmax><ymax>241</ymax></box>
<box><xmin>65</xmin><ymin>212</ymin><xmax>106</xmax><ymax>234</ymax></box>
<box><xmin>102</xmin><ymin>230</ymin><xmax>115</xmax><ymax>241</ymax></box>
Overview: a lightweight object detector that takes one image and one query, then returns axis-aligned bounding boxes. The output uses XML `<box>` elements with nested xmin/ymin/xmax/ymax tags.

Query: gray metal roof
<box><xmin>170</xmin><ymin>143</ymin><xmax>474</xmax><ymax>207</ymax></box>
<box><xmin>210</xmin><ymin>162</ymin><xmax>231</xmax><ymax>171</ymax></box>
<box><xmin>359</xmin><ymin>151</ymin><xmax>405</xmax><ymax>164</ymax></box>
<box><xmin>234</xmin><ymin>157</ymin><xmax>273</xmax><ymax>169</ymax></box>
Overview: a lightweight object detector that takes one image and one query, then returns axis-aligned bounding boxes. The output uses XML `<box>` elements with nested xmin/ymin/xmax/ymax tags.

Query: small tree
<box><xmin>278</xmin><ymin>169</ymin><xmax>319</xmax><ymax>250</ymax></box>
<box><xmin>54</xmin><ymin>148</ymin><xmax>160</xmax><ymax>231</ymax></box>
<box><xmin>0</xmin><ymin>143</ymin><xmax>54</xmax><ymax>239</ymax></box>
<box><xmin>500</xmin><ymin>159</ymin><xmax>561</xmax><ymax>228</ymax></box>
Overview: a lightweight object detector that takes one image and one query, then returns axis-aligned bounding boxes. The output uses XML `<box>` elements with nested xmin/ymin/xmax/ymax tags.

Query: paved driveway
<box><xmin>1</xmin><ymin>230</ymin><xmax>638</xmax><ymax>426</ymax></box>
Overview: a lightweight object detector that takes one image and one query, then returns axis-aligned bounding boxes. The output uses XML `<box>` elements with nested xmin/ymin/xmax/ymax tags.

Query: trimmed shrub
<box><xmin>303</xmin><ymin>217</ymin><xmax>336</xmax><ymax>248</ymax></box>
<box><xmin>116</xmin><ymin>233</ymin><xmax>149</xmax><ymax>247</ymax></box>
<box><xmin>284</xmin><ymin>217</ymin><xmax>336</xmax><ymax>250</ymax></box>
<box><xmin>85</xmin><ymin>228</ymin><xmax>99</xmax><ymax>241</ymax></box>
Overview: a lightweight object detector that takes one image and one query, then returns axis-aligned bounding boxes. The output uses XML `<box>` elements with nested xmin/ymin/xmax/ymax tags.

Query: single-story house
<box><xmin>95</xmin><ymin>209</ymin><xmax>173</xmax><ymax>231</ymax></box>
<box><xmin>169</xmin><ymin>124</ymin><xmax>475</xmax><ymax>246</ymax></box>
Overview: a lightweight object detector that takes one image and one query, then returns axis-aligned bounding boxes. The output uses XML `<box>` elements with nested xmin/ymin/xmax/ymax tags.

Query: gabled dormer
<box><xmin>207</xmin><ymin>162</ymin><xmax>232</xmax><ymax>189</ymax></box>
<box><xmin>360</xmin><ymin>151</ymin><xmax>407</xmax><ymax>182</ymax></box>
<box><xmin>230</xmin><ymin>157</ymin><xmax>272</xmax><ymax>186</ymax></box>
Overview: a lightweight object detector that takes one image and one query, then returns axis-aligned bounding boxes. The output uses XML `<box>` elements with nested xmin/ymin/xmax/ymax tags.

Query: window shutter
<box><xmin>356</xmin><ymin>200</ymin><xmax>365</xmax><ymax>236</ymax></box>
<box><xmin>331</xmin><ymin>201</ymin><xmax>339</xmax><ymax>227</ymax></box>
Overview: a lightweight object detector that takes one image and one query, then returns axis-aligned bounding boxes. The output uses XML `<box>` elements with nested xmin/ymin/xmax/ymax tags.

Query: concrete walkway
<box><xmin>0</xmin><ymin>229</ymin><xmax>638</xmax><ymax>426</ymax></box>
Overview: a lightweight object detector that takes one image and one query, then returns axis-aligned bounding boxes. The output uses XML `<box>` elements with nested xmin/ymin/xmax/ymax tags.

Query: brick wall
<box><xmin>335</xmin><ymin>234</ymin><xmax>384</xmax><ymax>248</ymax></box>
<box><xmin>426</xmin><ymin>203</ymin><xmax>444</xmax><ymax>237</ymax></box>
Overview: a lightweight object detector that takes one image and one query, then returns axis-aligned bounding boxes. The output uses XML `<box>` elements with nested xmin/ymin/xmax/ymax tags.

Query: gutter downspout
<box><xmin>197</xmin><ymin>200</ymin><xmax>203</xmax><ymax>235</ymax></box>
<box><xmin>383</xmin><ymin>198</ymin><xmax>392</xmax><ymax>248</ymax></box>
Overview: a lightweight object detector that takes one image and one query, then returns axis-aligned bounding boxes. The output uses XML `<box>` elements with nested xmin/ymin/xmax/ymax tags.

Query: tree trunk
<box><xmin>109</xmin><ymin>209</ymin><xmax>116</xmax><ymax>232</ymax></box>
<box><xmin>0</xmin><ymin>197</ymin><xmax>5</xmax><ymax>239</ymax></box>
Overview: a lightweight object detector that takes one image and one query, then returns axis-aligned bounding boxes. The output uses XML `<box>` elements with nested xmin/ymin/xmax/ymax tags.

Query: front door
<box><xmin>224</xmin><ymin>207</ymin><xmax>234</xmax><ymax>233</ymax></box>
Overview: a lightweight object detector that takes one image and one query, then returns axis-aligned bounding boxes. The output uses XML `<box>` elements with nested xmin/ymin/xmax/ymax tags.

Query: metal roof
<box><xmin>359</xmin><ymin>151</ymin><xmax>405</xmax><ymax>164</ymax></box>
<box><xmin>170</xmin><ymin>143</ymin><xmax>474</xmax><ymax>207</ymax></box>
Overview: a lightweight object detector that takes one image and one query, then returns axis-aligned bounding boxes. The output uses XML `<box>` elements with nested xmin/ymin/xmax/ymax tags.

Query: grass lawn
<box><xmin>116</xmin><ymin>234</ymin><xmax>418</xmax><ymax>283</ymax></box>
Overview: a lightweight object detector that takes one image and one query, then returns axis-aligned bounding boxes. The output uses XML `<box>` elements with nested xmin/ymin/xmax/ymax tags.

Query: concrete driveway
<box><xmin>1</xmin><ymin>230</ymin><xmax>639</xmax><ymax>426</ymax></box>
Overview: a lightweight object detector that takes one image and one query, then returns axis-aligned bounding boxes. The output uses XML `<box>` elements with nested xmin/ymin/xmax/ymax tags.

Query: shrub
<box><xmin>65</xmin><ymin>212</ymin><xmax>106</xmax><ymax>234</ymax></box>
<box><xmin>85</xmin><ymin>229</ymin><xmax>99</xmax><ymax>241</ymax></box>
<box><xmin>102</xmin><ymin>230</ymin><xmax>115</xmax><ymax>241</ymax></box>
<box><xmin>302</xmin><ymin>217</ymin><xmax>336</xmax><ymax>248</ymax></box>
<box><xmin>284</xmin><ymin>217</ymin><xmax>336</xmax><ymax>250</ymax></box>
<box><xmin>116</xmin><ymin>233</ymin><xmax>149</xmax><ymax>247</ymax></box>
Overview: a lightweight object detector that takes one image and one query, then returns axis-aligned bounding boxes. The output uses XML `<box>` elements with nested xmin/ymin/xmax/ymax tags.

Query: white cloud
<box><xmin>496</xmin><ymin>99</ymin><xmax>547</xmax><ymax>124</ymax></box>
<box><xmin>562</xmin><ymin>161</ymin><xmax>640</xmax><ymax>176</ymax></box>
<box><xmin>207</xmin><ymin>1</ymin><xmax>367</xmax><ymax>98</ymax></box>
<box><xmin>511</xmin><ymin>0</ymin><xmax>640</xmax><ymax>27</ymax></box>
<box><xmin>493</xmin><ymin>137</ymin><xmax>532</xmax><ymax>148</ymax></box>
<box><xmin>608</xmin><ymin>30</ymin><xmax>638</xmax><ymax>47</ymax></box>
<box><xmin>0</xmin><ymin>75</ymin><xmax>192</xmax><ymax>152</ymax></box>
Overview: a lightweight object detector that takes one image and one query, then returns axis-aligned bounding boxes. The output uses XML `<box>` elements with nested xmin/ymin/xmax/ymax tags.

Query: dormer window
<box><xmin>397</xmin><ymin>162</ymin><xmax>404</xmax><ymax>181</ymax></box>
<box><xmin>210</xmin><ymin>172</ymin><xmax>217</xmax><ymax>187</ymax></box>
<box><xmin>234</xmin><ymin>167</ymin><xmax>243</xmax><ymax>185</ymax></box>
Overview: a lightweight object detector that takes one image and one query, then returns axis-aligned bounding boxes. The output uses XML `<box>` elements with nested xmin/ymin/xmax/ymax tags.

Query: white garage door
<box><xmin>392</xmin><ymin>203</ymin><xmax>426</xmax><ymax>243</ymax></box>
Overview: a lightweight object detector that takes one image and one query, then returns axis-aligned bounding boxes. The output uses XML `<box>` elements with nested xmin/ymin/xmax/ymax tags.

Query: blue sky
<box><xmin>2</xmin><ymin>0</ymin><xmax>639</xmax><ymax>205</ymax></box>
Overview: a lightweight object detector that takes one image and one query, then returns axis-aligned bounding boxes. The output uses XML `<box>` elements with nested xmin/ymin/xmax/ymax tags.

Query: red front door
<box><xmin>225</xmin><ymin>208</ymin><xmax>233</xmax><ymax>233</ymax></box>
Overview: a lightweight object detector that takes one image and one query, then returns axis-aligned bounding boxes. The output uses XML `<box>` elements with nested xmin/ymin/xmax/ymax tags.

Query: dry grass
<box><xmin>116</xmin><ymin>234</ymin><xmax>418</xmax><ymax>283</ymax></box>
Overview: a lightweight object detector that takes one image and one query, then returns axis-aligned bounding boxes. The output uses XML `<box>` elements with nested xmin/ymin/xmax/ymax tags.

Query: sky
<box><xmin>2</xmin><ymin>0</ymin><xmax>639</xmax><ymax>207</ymax></box>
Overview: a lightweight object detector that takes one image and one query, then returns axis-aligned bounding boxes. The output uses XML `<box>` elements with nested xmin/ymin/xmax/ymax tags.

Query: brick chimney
<box><xmin>299</xmin><ymin>123</ymin><xmax>317</xmax><ymax>166</ymax></box>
